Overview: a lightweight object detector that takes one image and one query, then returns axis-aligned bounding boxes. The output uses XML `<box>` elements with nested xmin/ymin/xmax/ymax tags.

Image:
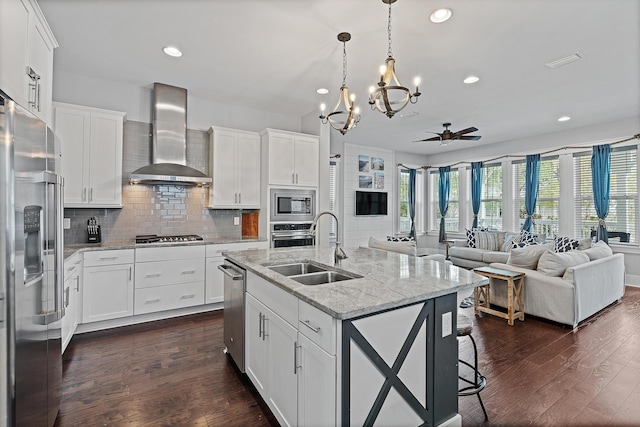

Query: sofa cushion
<box><xmin>501</xmin><ymin>232</ymin><xmax>521</xmax><ymax>251</ymax></box>
<box><xmin>553</xmin><ymin>236</ymin><xmax>580</xmax><ymax>252</ymax></box>
<box><xmin>581</xmin><ymin>240</ymin><xmax>613</xmax><ymax>260</ymax></box>
<box><xmin>448</xmin><ymin>246</ymin><xmax>488</xmax><ymax>262</ymax></box>
<box><xmin>577</xmin><ymin>238</ymin><xmax>592</xmax><ymax>250</ymax></box>
<box><xmin>482</xmin><ymin>251</ymin><xmax>509</xmax><ymax>264</ymax></box>
<box><xmin>369</xmin><ymin>237</ymin><xmax>417</xmax><ymax>255</ymax></box>
<box><xmin>476</xmin><ymin>231</ymin><xmax>499</xmax><ymax>251</ymax></box>
<box><xmin>387</xmin><ymin>235</ymin><xmax>414</xmax><ymax>242</ymax></box>
<box><xmin>537</xmin><ymin>250</ymin><xmax>590</xmax><ymax>277</ymax></box>
<box><xmin>506</xmin><ymin>243</ymin><xmax>553</xmax><ymax>269</ymax></box>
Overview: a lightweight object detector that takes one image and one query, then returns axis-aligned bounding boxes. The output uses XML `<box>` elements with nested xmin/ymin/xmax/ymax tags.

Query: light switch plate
<box><xmin>233</xmin><ymin>216</ymin><xmax>240</xmax><ymax>226</ymax></box>
<box><xmin>442</xmin><ymin>311</ymin><xmax>452</xmax><ymax>337</ymax></box>
<box><xmin>63</xmin><ymin>218</ymin><xmax>71</xmax><ymax>229</ymax></box>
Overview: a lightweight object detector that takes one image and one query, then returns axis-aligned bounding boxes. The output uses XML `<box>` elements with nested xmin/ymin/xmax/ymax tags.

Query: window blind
<box><xmin>513</xmin><ymin>156</ymin><xmax>560</xmax><ymax>236</ymax></box>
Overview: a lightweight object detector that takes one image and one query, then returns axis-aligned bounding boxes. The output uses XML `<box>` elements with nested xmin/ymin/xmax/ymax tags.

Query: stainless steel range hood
<box><xmin>130</xmin><ymin>83</ymin><xmax>212</xmax><ymax>186</ymax></box>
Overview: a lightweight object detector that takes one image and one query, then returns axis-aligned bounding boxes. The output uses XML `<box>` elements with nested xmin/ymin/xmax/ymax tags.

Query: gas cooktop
<box><xmin>135</xmin><ymin>234</ymin><xmax>204</xmax><ymax>244</ymax></box>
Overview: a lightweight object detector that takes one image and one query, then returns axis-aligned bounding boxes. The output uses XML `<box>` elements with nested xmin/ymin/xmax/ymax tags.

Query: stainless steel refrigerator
<box><xmin>1</xmin><ymin>91</ymin><xmax>64</xmax><ymax>426</ymax></box>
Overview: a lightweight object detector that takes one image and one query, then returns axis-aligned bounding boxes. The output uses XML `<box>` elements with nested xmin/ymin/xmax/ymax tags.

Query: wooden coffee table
<box><xmin>472</xmin><ymin>266</ymin><xmax>525</xmax><ymax>325</ymax></box>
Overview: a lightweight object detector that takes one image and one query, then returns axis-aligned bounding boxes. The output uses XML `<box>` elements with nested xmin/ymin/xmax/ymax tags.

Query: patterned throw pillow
<box><xmin>520</xmin><ymin>230</ymin><xmax>538</xmax><ymax>245</ymax></box>
<box><xmin>501</xmin><ymin>232</ymin><xmax>521</xmax><ymax>252</ymax></box>
<box><xmin>466</xmin><ymin>229</ymin><xmax>477</xmax><ymax>248</ymax></box>
<box><xmin>475</xmin><ymin>231</ymin><xmax>499</xmax><ymax>251</ymax></box>
<box><xmin>387</xmin><ymin>235</ymin><xmax>414</xmax><ymax>242</ymax></box>
<box><xmin>554</xmin><ymin>236</ymin><xmax>580</xmax><ymax>252</ymax></box>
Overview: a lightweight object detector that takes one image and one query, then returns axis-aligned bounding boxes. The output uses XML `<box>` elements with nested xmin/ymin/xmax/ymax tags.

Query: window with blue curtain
<box><xmin>430</xmin><ymin>168</ymin><xmax>459</xmax><ymax>232</ymax></box>
<box><xmin>480</xmin><ymin>162</ymin><xmax>502</xmax><ymax>229</ymax></box>
<box><xmin>513</xmin><ymin>156</ymin><xmax>559</xmax><ymax>236</ymax></box>
<box><xmin>574</xmin><ymin>145</ymin><xmax>637</xmax><ymax>243</ymax></box>
<box><xmin>399</xmin><ymin>168</ymin><xmax>424</xmax><ymax>235</ymax></box>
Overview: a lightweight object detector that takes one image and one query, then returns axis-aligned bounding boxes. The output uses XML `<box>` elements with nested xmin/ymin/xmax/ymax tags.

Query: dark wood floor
<box><xmin>55</xmin><ymin>286</ymin><xmax>640</xmax><ymax>427</ymax></box>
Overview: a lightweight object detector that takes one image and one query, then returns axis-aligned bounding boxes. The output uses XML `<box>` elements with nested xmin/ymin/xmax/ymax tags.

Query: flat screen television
<box><xmin>355</xmin><ymin>191</ymin><xmax>388</xmax><ymax>216</ymax></box>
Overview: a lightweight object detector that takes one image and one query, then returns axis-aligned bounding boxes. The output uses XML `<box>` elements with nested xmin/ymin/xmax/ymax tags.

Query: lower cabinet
<box><xmin>83</xmin><ymin>261</ymin><xmax>134</xmax><ymax>323</ymax></box>
<box><xmin>61</xmin><ymin>254</ymin><xmax>82</xmax><ymax>353</ymax></box>
<box><xmin>245</xmin><ymin>272</ymin><xmax>336</xmax><ymax>426</ymax></box>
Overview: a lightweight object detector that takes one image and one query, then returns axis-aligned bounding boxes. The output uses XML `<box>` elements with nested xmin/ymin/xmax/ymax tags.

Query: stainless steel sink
<box><xmin>267</xmin><ymin>262</ymin><xmax>328</xmax><ymax>276</ymax></box>
<box><xmin>290</xmin><ymin>271</ymin><xmax>358</xmax><ymax>286</ymax></box>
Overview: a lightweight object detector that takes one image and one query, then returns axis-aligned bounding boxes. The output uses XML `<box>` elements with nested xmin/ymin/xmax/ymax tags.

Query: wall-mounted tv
<box><xmin>355</xmin><ymin>191</ymin><xmax>388</xmax><ymax>216</ymax></box>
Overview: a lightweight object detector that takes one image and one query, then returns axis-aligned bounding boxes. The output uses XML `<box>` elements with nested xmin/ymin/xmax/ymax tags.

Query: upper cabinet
<box><xmin>0</xmin><ymin>0</ymin><xmax>57</xmax><ymax>125</ymax></box>
<box><xmin>54</xmin><ymin>103</ymin><xmax>126</xmax><ymax>208</ymax></box>
<box><xmin>262</xmin><ymin>129</ymin><xmax>319</xmax><ymax>188</ymax></box>
<box><xmin>208</xmin><ymin>127</ymin><xmax>261</xmax><ymax>209</ymax></box>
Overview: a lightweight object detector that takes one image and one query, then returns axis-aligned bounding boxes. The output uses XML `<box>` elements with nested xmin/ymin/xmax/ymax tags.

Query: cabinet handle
<box><xmin>300</xmin><ymin>319</ymin><xmax>321</xmax><ymax>333</ymax></box>
<box><xmin>129</xmin><ymin>266</ymin><xmax>132</xmax><ymax>281</ymax></box>
<box><xmin>145</xmin><ymin>273</ymin><xmax>162</xmax><ymax>278</ymax></box>
<box><xmin>292</xmin><ymin>173</ymin><xmax>295</xmax><ymax>184</ymax></box>
<box><xmin>258</xmin><ymin>313</ymin><xmax>263</xmax><ymax>338</ymax></box>
<box><xmin>89</xmin><ymin>188</ymin><xmax>93</xmax><ymax>202</ymax></box>
<box><xmin>181</xmin><ymin>270</ymin><xmax>195</xmax><ymax>275</ymax></box>
<box><xmin>145</xmin><ymin>299</ymin><xmax>161</xmax><ymax>304</ymax></box>
<box><xmin>75</xmin><ymin>260</ymin><xmax>82</xmax><ymax>265</ymax></box>
<box><xmin>83</xmin><ymin>188</ymin><xmax>87</xmax><ymax>202</ymax></box>
<box><xmin>238</xmin><ymin>193</ymin><xmax>241</xmax><ymax>204</ymax></box>
<box><xmin>262</xmin><ymin>315</ymin><xmax>268</xmax><ymax>341</ymax></box>
<box><xmin>235</xmin><ymin>193</ymin><xmax>238</xmax><ymax>204</ymax></box>
<box><xmin>180</xmin><ymin>294</ymin><xmax>195</xmax><ymax>300</ymax></box>
<box><xmin>64</xmin><ymin>286</ymin><xmax>70</xmax><ymax>308</ymax></box>
<box><xmin>99</xmin><ymin>257</ymin><xmax>118</xmax><ymax>261</ymax></box>
<box><xmin>36</xmin><ymin>80</ymin><xmax>41</xmax><ymax>112</ymax></box>
<box><xmin>296</xmin><ymin>173</ymin><xmax>299</xmax><ymax>184</ymax></box>
<box><xmin>294</xmin><ymin>341</ymin><xmax>301</xmax><ymax>374</ymax></box>
<box><xmin>75</xmin><ymin>275</ymin><xmax>80</xmax><ymax>292</ymax></box>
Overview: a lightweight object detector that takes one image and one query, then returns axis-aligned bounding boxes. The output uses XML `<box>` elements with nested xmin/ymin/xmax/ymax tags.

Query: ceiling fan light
<box><xmin>463</xmin><ymin>75</ymin><xmax>480</xmax><ymax>84</ymax></box>
<box><xmin>316</xmin><ymin>88</ymin><xmax>329</xmax><ymax>94</ymax></box>
<box><xmin>430</xmin><ymin>8</ymin><xmax>453</xmax><ymax>24</ymax></box>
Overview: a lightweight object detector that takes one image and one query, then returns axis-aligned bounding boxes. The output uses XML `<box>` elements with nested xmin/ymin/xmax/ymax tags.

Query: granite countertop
<box><xmin>64</xmin><ymin>237</ymin><xmax>268</xmax><ymax>261</ymax></box>
<box><xmin>223</xmin><ymin>246</ymin><xmax>488</xmax><ymax>320</ymax></box>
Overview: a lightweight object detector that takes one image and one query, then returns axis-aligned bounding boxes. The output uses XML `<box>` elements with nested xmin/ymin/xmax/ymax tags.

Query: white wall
<box><xmin>343</xmin><ymin>143</ymin><xmax>394</xmax><ymax>248</ymax></box>
<box><xmin>52</xmin><ymin>70</ymin><xmax>302</xmax><ymax>132</ymax></box>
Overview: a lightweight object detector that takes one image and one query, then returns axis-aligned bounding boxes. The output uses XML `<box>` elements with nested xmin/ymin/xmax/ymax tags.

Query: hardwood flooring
<box><xmin>55</xmin><ymin>286</ymin><xmax>640</xmax><ymax>427</ymax></box>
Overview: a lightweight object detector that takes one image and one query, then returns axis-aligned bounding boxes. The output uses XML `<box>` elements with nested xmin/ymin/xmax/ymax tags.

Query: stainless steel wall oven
<box><xmin>271</xmin><ymin>223</ymin><xmax>315</xmax><ymax>248</ymax></box>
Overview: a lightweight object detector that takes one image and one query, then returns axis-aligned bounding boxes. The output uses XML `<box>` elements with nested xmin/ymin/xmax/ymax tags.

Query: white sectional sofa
<box><xmin>485</xmin><ymin>241</ymin><xmax>625</xmax><ymax>327</ymax></box>
<box><xmin>367</xmin><ymin>236</ymin><xmax>448</xmax><ymax>263</ymax></box>
<box><xmin>448</xmin><ymin>231</ymin><xmax>547</xmax><ymax>269</ymax></box>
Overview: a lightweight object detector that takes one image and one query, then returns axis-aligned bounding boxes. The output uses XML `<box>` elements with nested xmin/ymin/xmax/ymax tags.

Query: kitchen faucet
<box><xmin>308</xmin><ymin>211</ymin><xmax>348</xmax><ymax>263</ymax></box>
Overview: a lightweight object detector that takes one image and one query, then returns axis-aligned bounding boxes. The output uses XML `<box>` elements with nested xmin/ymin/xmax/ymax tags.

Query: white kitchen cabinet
<box><xmin>245</xmin><ymin>293</ymin><xmax>269</xmax><ymax>398</ymax></box>
<box><xmin>0</xmin><ymin>0</ymin><xmax>57</xmax><ymax>125</ymax></box>
<box><xmin>82</xmin><ymin>249</ymin><xmax>134</xmax><ymax>323</ymax></box>
<box><xmin>205</xmin><ymin>241</ymin><xmax>268</xmax><ymax>304</ymax></box>
<box><xmin>54</xmin><ymin>103</ymin><xmax>125</xmax><ymax>208</ymax></box>
<box><xmin>297</xmin><ymin>333</ymin><xmax>336</xmax><ymax>427</ymax></box>
<box><xmin>134</xmin><ymin>245</ymin><xmax>205</xmax><ymax>315</ymax></box>
<box><xmin>208</xmin><ymin>127</ymin><xmax>261</xmax><ymax>209</ymax></box>
<box><xmin>262</xmin><ymin>129</ymin><xmax>319</xmax><ymax>187</ymax></box>
<box><xmin>61</xmin><ymin>254</ymin><xmax>82</xmax><ymax>353</ymax></box>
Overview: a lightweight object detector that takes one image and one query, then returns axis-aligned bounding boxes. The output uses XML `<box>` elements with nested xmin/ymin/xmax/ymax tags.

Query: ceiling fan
<box><xmin>414</xmin><ymin>123</ymin><xmax>481</xmax><ymax>145</ymax></box>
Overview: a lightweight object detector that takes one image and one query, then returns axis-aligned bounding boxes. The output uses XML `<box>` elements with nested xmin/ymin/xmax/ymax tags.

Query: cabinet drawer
<box><xmin>246</xmin><ymin>272</ymin><xmax>298</xmax><ymax>327</ymax></box>
<box><xmin>134</xmin><ymin>282</ymin><xmax>205</xmax><ymax>315</ymax></box>
<box><xmin>136</xmin><ymin>245</ymin><xmax>205</xmax><ymax>263</ymax></box>
<box><xmin>205</xmin><ymin>241</ymin><xmax>268</xmax><ymax>257</ymax></box>
<box><xmin>84</xmin><ymin>249</ymin><xmax>134</xmax><ymax>267</ymax></box>
<box><xmin>298</xmin><ymin>300</ymin><xmax>336</xmax><ymax>355</ymax></box>
<box><xmin>64</xmin><ymin>254</ymin><xmax>82</xmax><ymax>277</ymax></box>
<box><xmin>135</xmin><ymin>258</ymin><xmax>205</xmax><ymax>289</ymax></box>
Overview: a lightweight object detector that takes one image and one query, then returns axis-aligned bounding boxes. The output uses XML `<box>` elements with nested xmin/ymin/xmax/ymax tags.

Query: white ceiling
<box><xmin>39</xmin><ymin>0</ymin><xmax>640</xmax><ymax>155</ymax></box>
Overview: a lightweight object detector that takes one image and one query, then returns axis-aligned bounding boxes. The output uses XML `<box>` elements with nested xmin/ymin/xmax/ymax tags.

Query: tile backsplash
<box><xmin>64</xmin><ymin>120</ymin><xmax>250</xmax><ymax>244</ymax></box>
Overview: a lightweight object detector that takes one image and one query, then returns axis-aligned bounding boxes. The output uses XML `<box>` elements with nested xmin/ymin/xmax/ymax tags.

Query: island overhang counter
<box><xmin>222</xmin><ymin>246</ymin><xmax>488</xmax><ymax>427</ymax></box>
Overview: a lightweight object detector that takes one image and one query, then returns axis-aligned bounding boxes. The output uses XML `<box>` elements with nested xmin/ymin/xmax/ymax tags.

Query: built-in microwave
<box><xmin>270</xmin><ymin>188</ymin><xmax>316</xmax><ymax>222</ymax></box>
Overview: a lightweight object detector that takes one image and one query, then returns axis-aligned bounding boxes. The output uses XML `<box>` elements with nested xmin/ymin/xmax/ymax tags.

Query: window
<box><xmin>513</xmin><ymin>156</ymin><xmax>560</xmax><ymax>237</ymax></box>
<box><xmin>478</xmin><ymin>163</ymin><xmax>502</xmax><ymax>229</ymax></box>
<box><xmin>574</xmin><ymin>146</ymin><xmax>638</xmax><ymax>243</ymax></box>
<box><xmin>398</xmin><ymin>168</ymin><xmax>424</xmax><ymax>234</ymax></box>
<box><xmin>430</xmin><ymin>168</ymin><xmax>459</xmax><ymax>232</ymax></box>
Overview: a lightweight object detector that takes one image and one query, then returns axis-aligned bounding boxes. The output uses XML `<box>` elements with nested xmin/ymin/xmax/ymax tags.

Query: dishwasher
<box><xmin>218</xmin><ymin>259</ymin><xmax>246</xmax><ymax>372</ymax></box>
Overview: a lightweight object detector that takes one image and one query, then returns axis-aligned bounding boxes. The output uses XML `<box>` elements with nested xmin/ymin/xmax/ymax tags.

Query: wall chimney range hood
<box><xmin>130</xmin><ymin>83</ymin><xmax>212</xmax><ymax>186</ymax></box>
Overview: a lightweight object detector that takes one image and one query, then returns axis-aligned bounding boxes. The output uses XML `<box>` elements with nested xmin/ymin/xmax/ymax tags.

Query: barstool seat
<box><xmin>457</xmin><ymin>314</ymin><xmax>488</xmax><ymax>420</ymax></box>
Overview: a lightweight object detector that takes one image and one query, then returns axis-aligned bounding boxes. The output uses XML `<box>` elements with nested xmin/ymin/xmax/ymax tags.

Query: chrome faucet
<box><xmin>309</xmin><ymin>211</ymin><xmax>348</xmax><ymax>263</ymax></box>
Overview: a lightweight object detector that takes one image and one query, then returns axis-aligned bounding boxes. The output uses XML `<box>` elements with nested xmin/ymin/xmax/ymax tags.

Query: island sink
<box><xmin>266</xmin><ymin>261</ymin><xmax>361</xmax><ymax>285</ymax></box>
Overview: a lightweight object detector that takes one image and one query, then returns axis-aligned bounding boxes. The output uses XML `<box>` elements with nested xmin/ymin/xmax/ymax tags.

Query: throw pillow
<box><xmin>387</xmin><ymin>235</ymin><xmax>414</xmax><ymax>242</ymax></box>
<box><xmin>501</xmin><ymin>232</ymin><xmax>521</xmax><ymax>252</ymax></box>
<box><xmin>466</xmin><ymin>228</ymin><xmax>477</xmax><ymax>248</ymax></box>
<box><xmin>370</xmin><ymin>237</ymin><xmax>417</xmax><ymax>255</ymax></box>
<box><xmin>520</xmin><ymin>230</ymin><xmax>538</xmax><ymax>245</ymax></box>
<box><xmin>577</xmin><ymin>238</ymin><xmax>592</xmax><ymax>250</ymax></box>
<box><xmin>537</xmin><ymin>250</ymin><xmax>590</xmax><ymax>277</ymax></box>
<box><xmin>507</xmin><ymin>243</ymin><xmax>553</xmax><ymax>269</ymax></box>
<box><xmin>581</xmin><ymin>240</ymin><xmax>613</xmax><ymax>260</ymax></box>
<box><xmin>554</xmin><ymin>236</ymin><xmax>580</xmax><ymax>253</ymax></box>
<box><xmin>475</xmin><ymin>231</ymin><xmax>499</xmax><ymax>251</ymax></box>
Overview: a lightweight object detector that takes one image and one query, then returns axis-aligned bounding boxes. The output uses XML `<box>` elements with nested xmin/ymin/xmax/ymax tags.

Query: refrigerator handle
<box><xmin>55</xmin><ymin>175</ymin><xmax>65</xmax><ymax>320</ymax></box>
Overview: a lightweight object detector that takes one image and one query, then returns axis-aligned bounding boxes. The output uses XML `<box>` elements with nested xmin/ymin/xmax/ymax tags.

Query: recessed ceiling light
<box><xmin>558</xmin><ymin>116</ymin><xmax>571</xmax><ymax>122</ymax></box>
<box><xmin>429</xmin><ymin>8</ymin><xmax>453</xmax><ymax>23</ymax></box>
<box><xmin>316</xmin><ymin>88</ymin><xmax>329</xmax><ymax>95</ymax></box>
<box><xmin>163</xmin><ymin>46</ymin><xmax>182</xmax><ymax>57</ymax></box>
<box><xmin>463</xmin><ymin>75</ymin><xmax>480</xmax><ymax>84</ymax></box>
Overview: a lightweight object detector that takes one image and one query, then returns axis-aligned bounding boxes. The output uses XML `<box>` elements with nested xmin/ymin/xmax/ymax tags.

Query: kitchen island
<box><xmin>223</xmin><ymin>246</ymin><xmax>488</xmax><ymax>427</ymax></box>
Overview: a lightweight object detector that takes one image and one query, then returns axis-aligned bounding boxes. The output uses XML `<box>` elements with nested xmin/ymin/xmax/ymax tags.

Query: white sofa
<box><xmin>367</xmin><ymin>236</ymin><xmax>448</xmax><ymax>263</ymax></box>
<box><xmin>485</xmin><ymin>243</ymin><xmax>625</xmax><ymax>327</ymax></box>
<box><xmin>448</xmin><ymin>231</ymin><xmax>547</xmax><ymax>268</ymax></box>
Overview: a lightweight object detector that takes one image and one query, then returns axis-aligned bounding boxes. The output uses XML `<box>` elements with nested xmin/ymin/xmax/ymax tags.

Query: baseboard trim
<box><xmin>626</xmin><ymin>274</ymin><xmax>640</xmax><ymax>287</ymax></box>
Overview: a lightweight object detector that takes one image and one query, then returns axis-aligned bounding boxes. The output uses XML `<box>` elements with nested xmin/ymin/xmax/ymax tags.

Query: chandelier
<box><xmin>368</xmin><ymin>0</ymin><xmax>421</xmax><ymax>118</ymax></box>
<box><xmin>319</xmin><ymin>32</ymin><xmax>361</xmax><ymax>135</ymax></box>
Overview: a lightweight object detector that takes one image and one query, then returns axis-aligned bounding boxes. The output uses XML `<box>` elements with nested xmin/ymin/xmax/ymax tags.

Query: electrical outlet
<box><xmin>63</xmin><ymin>218</ymin><xmax>71</xmax><ymax>229</ymax></box>
<box><xmin>233</xmin><ymin>216</ymin><xmax>240</xmax><ymax>226</ymax></box>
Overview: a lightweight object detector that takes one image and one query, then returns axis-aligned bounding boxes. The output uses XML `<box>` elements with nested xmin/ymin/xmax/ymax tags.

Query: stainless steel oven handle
<box><xmin>218</xmin><ymin>264</ymin><xmax>243</xmax><ymax>280</ymax></box>
<box><xmin>271</xmin><ymin>233</ymin><xmax>312</xmax><ymax>239</ymax></box>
